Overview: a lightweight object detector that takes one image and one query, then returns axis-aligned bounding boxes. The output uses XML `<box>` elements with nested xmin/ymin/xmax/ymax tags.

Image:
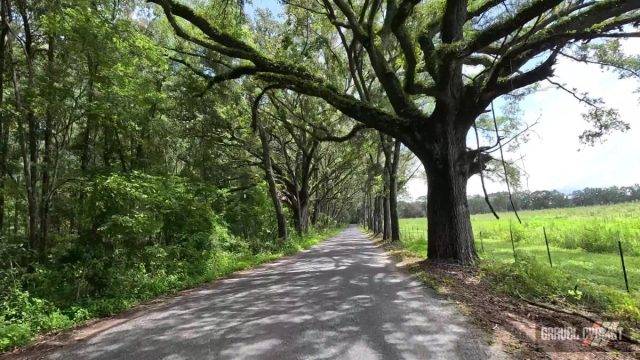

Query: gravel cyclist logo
<box><xmin>582</xmin><ymin>322</ymin><xmax>622</xmax><ymax>347</ymax></box>
<box><xmin>538</xmin><ymin>321</ymin><xmax>622</xmax><ymax>347</ymax></box>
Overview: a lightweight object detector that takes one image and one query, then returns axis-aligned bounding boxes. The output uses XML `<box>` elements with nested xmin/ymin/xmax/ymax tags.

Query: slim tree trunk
<box><xmin>11</xmin><ymin>4</ymin><xmax>39</xmax><ymax>250</ymax></box>
<box><xmin>378</xmin><ymin>196</ymin><xmax>384</xmax><ymax>235</ymax></box>
<box><xmin>39</xmin><ymin>34</ymin><xmax>55</xmax><ymax>257</ymax></box>
<box><xmin>81</xmin><ymin>54</ymin><xmax>98</xmax><ymax>173</ymax></box>
<box><xmin>372</xmin><ymin>195</ymin><xmax>378</xmax><ymax>234</ymax></box>
<box><xmin>381</xmin><ymin>135</ymin><xmax>400</xmax><ymax>241</ymax></box>
<box><xmin>311</xmin><ymin>200</ymin><xmax>319</xmax><ymax>226</ymax></box>
<box><xmin>381</xmin><ymin>135</ymin><xmax>392</xmax><ymax>240</ymax></box>
<box><xmin>374</xmin><ymin>195</ymin><xmax>383</xmax><ymax>235</ymax></box>
<box><xmin>0</xmin><ymin>1</ymin><xmax>8</xmax><ymax>234</ymax></box>
<box><xmin>0</xmin><ymin>119</ymin><xmax>5</xmax><ymax>235</ymax></box>
<box><xmin>257</xmin><ymin>122</ymin><xmax>287</xmax><ymax>241</ymax></box>
<box><xmin>365</xmin><ymin>191</ymin><xmax>371</xmax><ymax>229</ymax></box>
<box><xmin>297</xmin><ymin>145</ymin><xmax>314</xmax><ymax>234</ymax></box>
<box><xmin>370</xmin><ymin>195</ymin><xmax>375</xmax><ymax>230</ymax></box>
<box><xmin>389</xmin><ymin>139</ymin><xmax>401</xmax><ymax>241</ymax></box>
<box><xmin>383</xmin><ymin>193</ymin><xmax>391</xmax><ymax>240</ymax></box>
<box><xmin>13</xmin><ymin>185</ymin><xmax>18</xmax><ymax>236</ymax></box>
<box><xmin>372</xmin><ymin>196</ymin><xmax>377</xmax><ymax>233</ymax></box>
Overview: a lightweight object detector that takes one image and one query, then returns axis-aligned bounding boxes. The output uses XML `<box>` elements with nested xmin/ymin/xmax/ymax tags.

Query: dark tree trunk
<box><xmin>382</xmin><ymin>137</ymin><xmax>391</xmax><ymax>240</ymax></box>
<box><xmin>81</xmin><ymin>54</ymin><xmax>98</xmax><ymax>173</ymax></box>
<box><xmin>0</xmin><ymin>119</ymin><xmax>5</xmax><ymax>235</ymax></box>
<box><xmin>11</xmin><ymin>3</ymin><xmax>39</xmax><ymax>250</ymax></box>
<box><xmin>381</xmin><ymin>135</ymin><xmax>400</xmax><ymax>241</ymax></box>
<box><xmin>366</xmin><ymin>192</ymin><xmax>373</xmax><ymax>230</ymax></box>
<box><xmin>378</xmin><ymin>196</ymin><xmax>384</xmax><ymax>235</ymax></box>
<box><xmin>424</xmin><ymin>166</ymin><xmax>475</xmax><ymax>263</ymax></box>
<box><xmin>257</xmin><ymin>122</ymin><xmax>287</xmax><ymax>241</ymax></box>
<box><xmin>410</xmin><ymin>121</ymin><xmax>477</xmax><ymax>265</ymax></box>
<box><xmin>311</xmin><ymin>200</ymin><xmax>319</xmax><ymax>226</ymax></box>
<box><xmin>389</xmin><ymin>139</ymin><xmax>401</xmax><ymax>241</ymax></box>
<box><xmin>13</xmin><ymin>187</ymin><xmax>19</xmax><ymax>236</ymax></box>
<box><xmin>373</xmin><ymin>195</ymin><xmax>383</xmax><ymax>235</ymax></box>
<box><xmin>0</xmin><ymin>1</ymin><xmax>8</xmax><ymax>234</ymax></box>
<box><xmin>372</xmin><ymin>195</ymin><xmax>379</xmax><ymax>234</ymax></box>
<box><xmin>292</xmin><ymin>199</ymin><xmax>309</xmax><ymax>236</ymax></box>
<box><xmin>383</xmin><ymin>193</ymin><xmax>391</xmax><ymax>240</ymax></box>
<box><xmin>26</xmin><ymin>111</ymin><xmax>38</xmax><ymax>251</ymax></box>
<box><xmin>39</xmin><ymin>35</ymin><xmax>55</xmax><ymax>257</ymax></box>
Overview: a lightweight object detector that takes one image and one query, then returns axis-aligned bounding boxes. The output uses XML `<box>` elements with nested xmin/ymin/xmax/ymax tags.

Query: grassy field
<box><xmin>399</xmin><ymin>202</ymin><xmax>640</xmax><ymax>308</ymax></box>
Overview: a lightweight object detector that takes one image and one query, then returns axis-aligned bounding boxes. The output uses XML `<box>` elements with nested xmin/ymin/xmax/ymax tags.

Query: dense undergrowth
<box><xmin>0</xmin><ymin>173</ymin><xmax>341</xmax><ymax>352</ymax></box>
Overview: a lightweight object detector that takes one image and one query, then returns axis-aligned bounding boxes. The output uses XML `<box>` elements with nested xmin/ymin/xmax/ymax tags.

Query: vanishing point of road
<box><xmin>28</xmin><ymin>226</ymin><xmax>504</xmax><ymax>359</ymax></box>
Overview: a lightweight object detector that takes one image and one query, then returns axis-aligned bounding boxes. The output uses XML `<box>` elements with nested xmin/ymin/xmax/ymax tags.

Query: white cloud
<box><xmin>408</xmin><ymin>39</ymin><xmax>640</xmax><ymax>199</ymax></box>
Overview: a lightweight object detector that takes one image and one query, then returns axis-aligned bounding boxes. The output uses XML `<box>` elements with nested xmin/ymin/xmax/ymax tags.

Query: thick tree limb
<box><xmin>315</xmin><ymin>124</ymin><xmax>367</xmax><ymax>142</ymax></box>
<box><xmin>462</xmin><ymin>0</ymin><xmax>563</xmax><ymax>56</ymax></box>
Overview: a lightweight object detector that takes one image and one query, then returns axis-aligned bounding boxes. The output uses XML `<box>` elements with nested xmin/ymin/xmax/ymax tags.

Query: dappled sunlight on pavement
<box><xmin>43</xmin><ymin>226</ymin><xmax>503</xmax><ymax>360</ymax></box>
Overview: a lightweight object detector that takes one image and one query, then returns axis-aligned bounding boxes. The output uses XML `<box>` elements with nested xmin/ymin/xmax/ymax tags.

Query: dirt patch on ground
<box><xmin>376</xmin><ymin>237</ymin><xmax>640</xmax><ymax>359</ymax></box>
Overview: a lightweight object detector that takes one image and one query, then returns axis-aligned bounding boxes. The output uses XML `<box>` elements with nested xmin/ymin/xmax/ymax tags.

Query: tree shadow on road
<box><xmin>40</xmin><ymin>227</ymin><xmax>499</xmax><ymax>360</ymax></box>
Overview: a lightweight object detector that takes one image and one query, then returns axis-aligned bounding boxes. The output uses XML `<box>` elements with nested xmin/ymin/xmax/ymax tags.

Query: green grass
<box><xmin>399</xmin><ymin>203</ymin><xmax>640</xmax><ymax>330</ymax></box>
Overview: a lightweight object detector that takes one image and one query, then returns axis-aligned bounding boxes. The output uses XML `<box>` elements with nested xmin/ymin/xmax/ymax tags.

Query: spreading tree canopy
<box><xmin>148</xmin><ymin>0</ymin><xmax>640</xmax><ymax>264</ymax></box>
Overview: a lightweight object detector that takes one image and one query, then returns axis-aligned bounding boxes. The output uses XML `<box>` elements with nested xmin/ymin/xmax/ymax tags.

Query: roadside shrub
<box><xmin>0</xmin><ymin>172</ymin><xmax>341</xmax><ymax>352</ymax></box>
<box><xmin>0</xmin><ymin>286</ymin><xmax>77</xmax><ymax>350</ymax></box>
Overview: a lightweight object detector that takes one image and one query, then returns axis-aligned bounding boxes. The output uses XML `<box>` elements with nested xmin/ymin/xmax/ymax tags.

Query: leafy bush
<box><xmin>0</xmin><ymin>173</ymin><xmax>341</xmax><ymax>352</ymax></box>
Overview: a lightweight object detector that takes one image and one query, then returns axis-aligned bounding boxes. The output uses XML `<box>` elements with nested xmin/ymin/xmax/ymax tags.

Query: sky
<box><xmin>406</xmin><ymin>47</ymin><xmax>640</xmax><ymax>199</ymax></box>
<box><xmin>246</xmin><ymin>1</ymin><xmax>640</xmax><ymax>200</ymax></box>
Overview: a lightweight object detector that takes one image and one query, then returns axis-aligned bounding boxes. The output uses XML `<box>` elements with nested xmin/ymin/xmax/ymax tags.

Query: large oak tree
<box><xmin>148</xmin><ymin>0</ymin><xmax>640</xmax><ymax>264</ymax></box>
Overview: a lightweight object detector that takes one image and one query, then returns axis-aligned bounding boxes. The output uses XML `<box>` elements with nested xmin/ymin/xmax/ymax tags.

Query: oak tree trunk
<box><xmin>293</xmin><ymin>200</ymin><xmax>309</xmax><ymax>236</ymax></box>
<box><xmin>257</xmin><ymin>122</ymin><xmax>287</xmax><ymax>241</ymax></box>
<box><xmin>409</xmin><ymin>120</ymin><xmax>477</xmax><ymax>265</ymax></box>
<box><xmin>382</xmin><ymin>137</ymin><xmax>392</xmax><ymax>240</ymax></box>
<box><xmin>383</xmin><ymin>194</ymin><xmax>391</xmax><ymax>240</ymax></box>
<box><xmin>372</xmin><ymin>195</ymin><xmax>380</xmax><ymax>234</ymax></box>
<box><xmin>389</xmin><ymin>139</ymin><xmax>401</xmax><ymax>241</ymax></box>
<box><xmin>424</xmin><ymin>165</ymin><xmax>475</xmax><ymax>264</ymax></box>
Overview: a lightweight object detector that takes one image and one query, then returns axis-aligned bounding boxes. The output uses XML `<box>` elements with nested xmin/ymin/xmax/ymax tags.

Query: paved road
<box><xmin>40</xmin><ymin>226</ymin><xmax>503</xmax><ymax>359</ymax></box>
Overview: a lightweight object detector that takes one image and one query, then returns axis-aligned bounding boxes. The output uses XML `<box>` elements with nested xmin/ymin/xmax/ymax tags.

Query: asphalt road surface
<box><xmin>38</xmin><ymin>226</ymin><xmax>503</xmax><ymax>360</ymax></box>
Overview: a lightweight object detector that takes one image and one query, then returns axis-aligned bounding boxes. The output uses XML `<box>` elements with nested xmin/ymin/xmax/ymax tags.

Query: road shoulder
<box><xmin>373</xmin><ymin>233</ymin><xmax>640</xmax><ymax>359</ymax></box>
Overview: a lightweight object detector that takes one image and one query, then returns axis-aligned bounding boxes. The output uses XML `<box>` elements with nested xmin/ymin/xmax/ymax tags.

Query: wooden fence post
<box><xmin>543</xmin><ymin>227</ymin><xmax>552</xmax><ymax>267</ymax></box>
<box><xmin>618</xmin><ymin>239</ymin><xmax>630</xmax><ymax>293</ymax></box>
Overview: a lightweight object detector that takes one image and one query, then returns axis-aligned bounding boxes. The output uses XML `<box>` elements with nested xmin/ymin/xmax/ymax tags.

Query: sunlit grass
<box><xmin>399</xmin><ymin>203</ymin><xmax>640</xmax><ymax>322</ymax></box>
<box><xmin>400</xmin><ymin>203</ymin><xmax>639</xmax><ymax>293</ymax></box>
